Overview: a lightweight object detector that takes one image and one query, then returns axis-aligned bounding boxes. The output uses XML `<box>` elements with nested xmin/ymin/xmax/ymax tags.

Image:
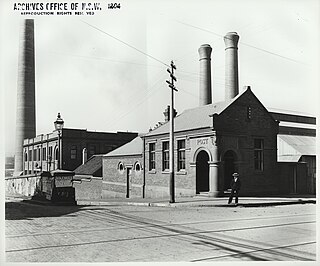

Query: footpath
<box><xmin>77</xmin><ymin>195</ymin><xmax>316</xmax><ymax>208</ymax></box>
<box><xmin>5</xmin><ymin>193</ymin><xmax>316</xmax><ymax>208</ymax></box>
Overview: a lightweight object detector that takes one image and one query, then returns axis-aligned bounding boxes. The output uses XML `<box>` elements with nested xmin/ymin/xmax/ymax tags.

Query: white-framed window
<box><xmin>118</xmin><ymin>162</ymin><xmax>125</xmax><ymax>173</ymax></box>
<box><xmin>162</xmin><ymin>141</ymin><xmax>169</xmax><ymax>171</ymax></box>
<box><xmin>54</xmin><ymin>146</ymin><xmax>59</xmax><ymax>161</ymax></box>
<box><xmin>42</xmin><ymin>147</ymin><xmax>47</xmax><ymax>160</ymax></box>
<box><xmin>135</xmin><ymin>162</ymin><xmax>141</xmax><ymax>172</ymax></box>
<box><xmin>149</xmin><ymin>143</ymin><xmax>156</xmax><ymax>171</ymax></box>
<box><xmin>177</xmin><ymin>139</ymin><xmax>186</xmax><ymax>171</ymax></box>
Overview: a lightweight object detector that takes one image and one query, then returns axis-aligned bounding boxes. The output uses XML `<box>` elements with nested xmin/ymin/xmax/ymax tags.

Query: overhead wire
<box><xmin>81</xmin><ymin>20</ymin><xmax>170</xmax><ymax>68</ymax></box>
<box><xmin>174</xmin><ymin>19</ymin><xmax>308</xmax><ymax>66</ymax></box>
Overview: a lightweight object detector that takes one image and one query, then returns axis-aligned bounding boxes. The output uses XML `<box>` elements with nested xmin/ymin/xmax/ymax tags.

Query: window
<box><xmin>42</xmin><ymin>147</ymin><xmax>47</xmax><ymax>160</ymax></box>
<box><xmin>135</xmin><ymin>162</ymin><xmax>141</xmax><ymax>172</ymax></box>
<box><xmin>28</xmin><ymin>150</ymin><xmax>32</xmax><ymax>162</ymax></box>
<box><xmin>48</xmin><ymin>146</ymin><xmax>53</xmax><ymax>161</ymax></box>
<box><xmin>118</xmin><ymin>162</ymin><xmax>124</xmax><ymax>173</ymax></box>
<box><xmin>37</xmin><ymin>147</ymin><xmax>41</xmax><ymax>161</ymax></box>
<box><xmin>149</xmin><ymin>143</ymin><xmax>156</xmax><ymax>171</ymax></box>
<box><xmin>24</xmin><ymin>152</ymin><xmax>28</xmax><ymax>162</ymax></box>
<box><xmin>54</xmin><ymin>146</ymin><xmax>59</xmax><ymax>160</ymax></box>
<box><xmin>70</xmin><ymin>145</ymin><xmax>77</xmax><ymax>160</ymax></box>
<box><xmin>162</xmin><ymin>141</ymin><xmax>169</xmax><ymax>171</ymax></box>
<box><xmin>254</xmin><ymin>139</ymin><xmax>264</xmax><ymax>171</ymax></box>
<box><xmin>33</xmin><ymin>149</ymin><xmax>37</xmax><ymax>161</ymax></box>
<box><xmin>178</xmin><ymin>139</ymin><xmax>186</xmax><ymax>171</ymax></box>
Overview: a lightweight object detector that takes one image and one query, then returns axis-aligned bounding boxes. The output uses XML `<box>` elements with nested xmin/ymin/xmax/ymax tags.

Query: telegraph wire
<box><xmin>174</xmin><ymin>19</ymin><xmax>308</xmax><ymax>66</ymax></box>
<box><xmin>80</xmin><ymin>20</ymin><xmax>170</xmax><ymax>67</ymax></box>
<box><xmin>42</xmin><ymin>50</ymin><xmax>164</xmax><ymax>69</ymax></box>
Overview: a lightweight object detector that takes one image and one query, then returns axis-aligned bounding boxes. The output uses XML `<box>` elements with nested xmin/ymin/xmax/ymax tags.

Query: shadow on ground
<box><xmin>5</xmin><ymin>200</ymin><xmax>88</xmax><ymax>220</ymax></box>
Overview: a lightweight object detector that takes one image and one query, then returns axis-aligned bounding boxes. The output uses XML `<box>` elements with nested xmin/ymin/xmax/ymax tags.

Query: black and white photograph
<box><xmin>1</xmin><ymin>0</ymin><xmax>318</xmax><ymax>264</ymax></box>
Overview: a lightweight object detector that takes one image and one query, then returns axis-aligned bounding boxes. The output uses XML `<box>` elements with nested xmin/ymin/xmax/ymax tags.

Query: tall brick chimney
<box><xmin>14</xmin><ymin>19</ymin><xmax>36</xmax><ymax>175</ymax></box>
<box><xmin>224</xmin><ymin>32</ymin><xmax>239</xmax><ymax>100</ymax></box>
<box><xmin>198</xmin><ymin>44</ymin><xmax>212</xmax><ymax>106</ymax></box>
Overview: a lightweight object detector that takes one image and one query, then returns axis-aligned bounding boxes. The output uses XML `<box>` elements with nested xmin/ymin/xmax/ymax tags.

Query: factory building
<box><xmin>7</xmin><ymin>19</ymin><xmax>315</xmax><ymax>201</ymax></box>
<box><xmin>22</xmin><ymin>121</ymin><xmax>138</xmax><ymax>175</ymax></box>
<box><xmin>102</xmin><ymin>32</ymin><xmax>316</xmax><ymax>199</ymax></box>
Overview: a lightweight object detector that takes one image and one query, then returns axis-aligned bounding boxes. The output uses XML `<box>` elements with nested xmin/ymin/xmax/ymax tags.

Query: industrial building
<box><xmin>101</xmin><ymin>32</ymin><xmax>316</xmax><ymax>199</ymax></box>
<box><xmin>22</xmin><ymin>114</ymin><xmax>138</xmax><ymax>175</ymax></box>
<box><xmin>6</xmin><ymin>19</ymin><xmax>316</xmax><ymax>202</ymax></box>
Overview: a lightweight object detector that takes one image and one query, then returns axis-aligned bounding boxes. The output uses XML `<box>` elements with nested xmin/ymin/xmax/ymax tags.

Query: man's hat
<box><xmin>232</xmin><ymin>172</ymin><xmax>239</xmax><ymax>177</ymax></box>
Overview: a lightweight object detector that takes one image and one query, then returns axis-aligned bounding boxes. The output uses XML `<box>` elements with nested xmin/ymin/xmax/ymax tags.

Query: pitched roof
<box><xmin>278</xmin><ymin>135</ymin><xmax>316</xmax><ymax>156</ymax></box>
<box><xmin>104</xmin><ymin>136</ymin><xmax>143</xmax><ymax>157</ymax></box>
<box><xmin>74</xmin><ymin>155</ymin><xmax>103</xmax><ymax>175</ymax></box>
<box><xmin>146</xmin><ymin>98</ymin><xmax>241</xmax><ymax>137</ymax></box>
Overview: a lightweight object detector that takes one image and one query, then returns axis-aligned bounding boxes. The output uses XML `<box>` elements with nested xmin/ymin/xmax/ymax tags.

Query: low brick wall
<box><xmin>145</xmin><ymin>184</ymin><xmax>194</xmax><ymax>199</ymax></box>
<box><xmin>5</xmin><ymin>175</ymin><xmax>41</xmax><ymax>197</ymax></box>
<box><xmin>73</xmin><ymin>176</ymin><xmax>103</xmax><ymax>201</ymax></box>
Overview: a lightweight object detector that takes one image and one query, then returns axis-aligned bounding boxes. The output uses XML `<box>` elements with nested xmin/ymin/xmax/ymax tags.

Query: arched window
<box><xmin>135</xmin><ymin>162</ymin><xmax>141</xmax><ymax>172</ymax></box>
<box><xmin>54</xmin><ymin>146</ymin><xmax>59</xmax><ymax>160</ymax></box>
<box><xmin>118</xmin><ymin>162</ymin><xmax>124</xmax><ymax>173</ymax></box>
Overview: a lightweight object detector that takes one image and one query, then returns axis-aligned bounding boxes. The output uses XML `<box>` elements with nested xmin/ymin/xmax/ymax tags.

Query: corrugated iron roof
<box><xmin>279</xmin><ymin>121</ymin><xmax>316</xmax><ymax>129</ymax></box>
<box><xmin>278</xmin><ymin>135</ymin><xmax>316</xmax><ymax>156</ymax></box>
<box><xmin>104</xmin><ymin>136</ymin><xmax>143</xmax><ymax>157</ymax></box>
<box><xmin>267</xmin><ymin>107</ymin><xmax>315</xmax><ymax>118</ymax></box>
<box><xmin>278</xmin><ymin>155</ymin><xmax>301</xmax><ymax>162</ymax></box>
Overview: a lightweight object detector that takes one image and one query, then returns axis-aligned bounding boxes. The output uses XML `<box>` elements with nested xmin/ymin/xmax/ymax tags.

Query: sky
<box><xmin>1</xmin><ymin>0</ymin><xmax>319</xmax><ymax>156</ymax></box>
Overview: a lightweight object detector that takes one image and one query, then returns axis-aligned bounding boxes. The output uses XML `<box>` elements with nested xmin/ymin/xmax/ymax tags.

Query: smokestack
<box><xmin>14</xmin><ymin>19</ymin><xmax>36</xmax><ymax>175</ymax></box>
<box><xmin>198</xmin><ymin>44</ymin><xmax>212</xmax><ymax>106</ymax></box>
<box><xmin>224</xmin><ymin>32</ymin><xmax>239</xmax><ymax>100</ymax></box>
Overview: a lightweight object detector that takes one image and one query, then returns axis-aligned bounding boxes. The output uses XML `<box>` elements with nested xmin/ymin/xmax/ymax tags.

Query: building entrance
<box><xmin>196</xmin><ymin>150</ymin><xmax>209</xmax><ymax>193</ymax></box>
<box><xmin>223</xmin><ymin>150</ymin><xmax>237</xmax><ymax>190</ymax></box>
<box><xmin>126</xmin><ymin>167</ymin><xmax>132</xmax><ymax>198</ymax></box>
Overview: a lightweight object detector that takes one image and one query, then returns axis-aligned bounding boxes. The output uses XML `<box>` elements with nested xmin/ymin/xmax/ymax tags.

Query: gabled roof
<box><xmin>146</xmin><ymin>88</ymin><xmax>252</xmax><ymax>136</ymax></box>
<box><xmin>74</xmin><ymin>155</ymin><xmax>103</xmax><ymax>175</ymax></box>
<box><xmin>104</xmin><ymin>136</ymin><xmax>143</xmax><ymax>157</ymax></box>
<box><xmin>278</xmin><ymin>135</ymin><xmax>316</xmax><ymax>156</ymax></box>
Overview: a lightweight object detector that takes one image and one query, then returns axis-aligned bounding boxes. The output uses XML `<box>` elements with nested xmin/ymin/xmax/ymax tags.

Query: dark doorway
<box><xmin>126</xmin><ymin>167</ymin><xmax>132</xmax><ymax>198</ymax></box>
<box><xmin>223</xmin><ymin>150</ymin><xmax>237</xmax><ymax>190</ymax></box>
<box><xmin>196</xmin><ymin>151</ymin><xmax>209</xmax><ymax>193</ymax></box>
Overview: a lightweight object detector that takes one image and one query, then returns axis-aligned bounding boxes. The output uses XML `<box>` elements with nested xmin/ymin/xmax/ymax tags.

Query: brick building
<box><xmin>22</xmin><ymin>127</ymin><xmax>138</xmax><ymax>175</ymax></box>
<box><xmin>101</xmin><ymin>32</ymin><xmax>316</xmax><ymax>199</ymax></box>
<box><xmin>102</xmin><ymin>87</ymin><xmax>282</xmax><ymax>198</ymax></box>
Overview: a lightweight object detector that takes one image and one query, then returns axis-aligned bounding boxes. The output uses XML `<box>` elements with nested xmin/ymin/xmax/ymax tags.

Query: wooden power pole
<box><xmin>166</xmin><ymin>61</ymin><xmax>177</xmax><ymax>203</ymax></box>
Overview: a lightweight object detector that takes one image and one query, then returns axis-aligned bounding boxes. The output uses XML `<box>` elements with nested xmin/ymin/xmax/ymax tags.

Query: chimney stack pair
<box><xmin>198</xmin><ymin>31</ymin><xmax>240</xmax><ymax>106</ymax></box>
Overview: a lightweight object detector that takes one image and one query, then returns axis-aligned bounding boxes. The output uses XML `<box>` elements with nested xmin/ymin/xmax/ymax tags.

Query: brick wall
<box><xmin>102</xmin><ymin>155</ymin><xmax>143</xmax><ymax>198</ymax></box>
<box><xmin>73</xmin><ymin>176</ymin><xmax>102</xmax><ymax>200</ymax></box>
<box><xmin>5</xmin><ymin>175</ymin><xmax>41</xmax><ymax>196</ymax></box>
<box><xmin>217</xmin><ymin>90</ymin><xmax>279</xmax><ymax>195</ymax></box>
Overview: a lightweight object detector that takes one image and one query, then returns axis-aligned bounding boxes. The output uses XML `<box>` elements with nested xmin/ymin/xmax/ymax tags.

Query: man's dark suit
<box><xmin>228</xmin><ymin>177</ymin><xmax>241</xmax><ymax>204</ymax></box>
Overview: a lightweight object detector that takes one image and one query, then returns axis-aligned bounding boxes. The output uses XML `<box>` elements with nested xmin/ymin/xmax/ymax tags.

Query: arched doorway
<box><xmin>196</xmin><ymin>150</ymin><xmax>209</xmax><ymax>193</ymax></box>
<box><xmin>223</xmin><ymin>150</ymin><xmax>237</xmax><ymax>190</ymax></box>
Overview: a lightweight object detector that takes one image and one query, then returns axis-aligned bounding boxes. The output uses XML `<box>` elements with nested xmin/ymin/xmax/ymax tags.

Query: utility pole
<box><xmin>166</xmin><ymin>61</ymin><xmax>177</xmax><ymax>203</ymax></box>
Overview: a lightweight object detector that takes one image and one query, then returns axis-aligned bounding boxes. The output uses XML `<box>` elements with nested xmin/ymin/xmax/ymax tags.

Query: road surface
<box><xmin>5</xmin><ymin>198</ymin><xmax>316</xmax><ymax>262</ymax></box>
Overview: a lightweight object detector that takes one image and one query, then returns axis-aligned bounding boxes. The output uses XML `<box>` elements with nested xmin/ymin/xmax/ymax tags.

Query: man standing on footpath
<box><xmin>228</xmin><ymin>172</ymin><xmax>241</xmax><ymax>206</ymax></box>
